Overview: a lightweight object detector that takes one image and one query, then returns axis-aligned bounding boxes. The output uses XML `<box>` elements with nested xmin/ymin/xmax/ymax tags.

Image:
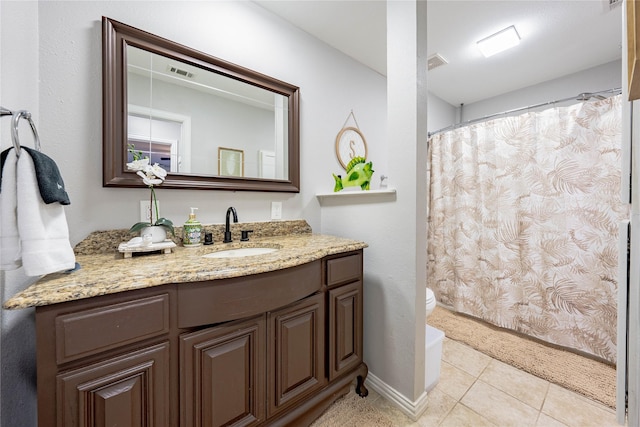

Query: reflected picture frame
<box><xmin>218</xmin><ymin>147</ymin><xmax>244</xmax><ymax>177</ymax></box>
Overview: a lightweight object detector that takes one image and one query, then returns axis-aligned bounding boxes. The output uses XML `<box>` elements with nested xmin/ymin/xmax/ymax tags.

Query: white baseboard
<box><xmin>366</xmin><ymin>372</ymin><xmax>429</xmax><ymax>421</ymax></box>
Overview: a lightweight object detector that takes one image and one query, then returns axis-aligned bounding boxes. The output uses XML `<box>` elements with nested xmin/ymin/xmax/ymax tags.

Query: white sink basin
<box><xmin>202</xmin><ymin>247</ymin><xmax>279</xmax><ymax>259</ymax></box>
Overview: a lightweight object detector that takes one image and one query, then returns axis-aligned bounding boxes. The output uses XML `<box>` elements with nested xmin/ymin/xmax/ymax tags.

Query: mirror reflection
<box><xmin>102</xmin><ymin>17</ymin><xmax>300</xmax><ymax>192</ymax></box>
<box><xmin>126</xmin><ymin>46</ymin><xmax>288</xmax><ymax>179</ymax></box>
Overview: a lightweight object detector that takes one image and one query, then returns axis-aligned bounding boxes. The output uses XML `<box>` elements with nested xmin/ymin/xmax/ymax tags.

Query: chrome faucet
<box><xmin>223</xmin><ymin>207</ymin><xmax>238</xmax><ymax>243</ymax></box>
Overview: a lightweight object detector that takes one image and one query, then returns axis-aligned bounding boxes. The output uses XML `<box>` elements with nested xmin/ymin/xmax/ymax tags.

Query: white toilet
<box><xmin>425</xmin><ymin>287</ymin><xmax>444</xmax><ymax>392</ymax></box>
<box><xmin>426</xmin><ymin>288</ymin><xmax>436</xmax><ymax>318</ymax></box>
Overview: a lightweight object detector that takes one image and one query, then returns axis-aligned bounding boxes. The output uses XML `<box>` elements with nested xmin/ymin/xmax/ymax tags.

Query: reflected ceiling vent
<box><xmin>608</xmin><ymin>0</ymin><xmax>622</xmax><ymax>10</ymax></box>
<box><xmin>428</xmin><ymin>53</ymin><xmax>448</xmax><ymax>71</ymax></box>
<box><xmin>167</xmin><ymin>65</ymin><xmax>195</xmax><ymax>79</ymax></box>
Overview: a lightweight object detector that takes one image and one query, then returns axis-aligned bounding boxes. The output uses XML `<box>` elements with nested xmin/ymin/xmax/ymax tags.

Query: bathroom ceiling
<box><xmin>254</xmin><ymin>0</ymin><xmax>623</xmax><ymax>107</ymax></box>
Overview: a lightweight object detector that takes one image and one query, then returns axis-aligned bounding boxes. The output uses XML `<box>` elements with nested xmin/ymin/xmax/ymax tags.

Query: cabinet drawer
<box><xmin>178</xmin><ymin>261</ymin><xmax>321</xmax><ymax>328</ymax></box>
<box><xmin>326</xmin><ymin>252</ymin><xmax>362</xmax><ymax>288</ymax></box>
<box><xmin>55</xmin><ymin>294</ymin><xmax>170</xmax><ymax>364</ymax></box>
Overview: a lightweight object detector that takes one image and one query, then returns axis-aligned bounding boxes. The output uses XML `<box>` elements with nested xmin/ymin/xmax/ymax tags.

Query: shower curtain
<box><xmin>427</xmin><ymin>95</ymin><xmax>628</xmax><ymax>363</ymax></box>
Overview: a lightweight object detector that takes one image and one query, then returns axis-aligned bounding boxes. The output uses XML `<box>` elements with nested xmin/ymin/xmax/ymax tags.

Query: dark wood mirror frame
<box><xmin>102</xmin><ymin>17</ymin><xmax>300</xmax><ymax>192</ymax></box>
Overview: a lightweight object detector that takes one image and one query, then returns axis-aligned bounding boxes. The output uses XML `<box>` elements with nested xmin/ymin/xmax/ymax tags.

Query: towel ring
<box><xmin>11</xmin><ymin>110</ymin><xmax>41</xmax><ymax>157</ymax></box>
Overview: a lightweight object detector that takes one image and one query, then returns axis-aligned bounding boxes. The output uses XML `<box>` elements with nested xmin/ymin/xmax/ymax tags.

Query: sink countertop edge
<box><xmin>3</xmin><ymin>233</ymin><xmax>367</xmax><ymax>310</ymax></box>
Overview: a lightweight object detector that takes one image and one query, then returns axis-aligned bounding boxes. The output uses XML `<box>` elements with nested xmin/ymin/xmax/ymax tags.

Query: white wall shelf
<box><xmin>315</xmin><ymin>188</ymin><xmax>396</xmax><ymax>205</ymax></box>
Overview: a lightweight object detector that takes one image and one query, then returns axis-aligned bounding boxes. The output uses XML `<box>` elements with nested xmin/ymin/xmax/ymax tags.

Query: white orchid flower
<box><xmin>149</xmin><ymin>163</ymin><xmax>167</xmax><ymax>180</ymax></box>
<box><xmin>126</xmin><ymin>158</ymin><xmax>150</xmax><ymax>172</ymax></box>
<box><xmin>128</xmin><ymin>160</ymin><xmax>167</xmax><ymax>187</ymax></box>
<box><xmin>136</xmin><ymin>170</ymin><xmax>163</xmax><ymax>186</ymax></box>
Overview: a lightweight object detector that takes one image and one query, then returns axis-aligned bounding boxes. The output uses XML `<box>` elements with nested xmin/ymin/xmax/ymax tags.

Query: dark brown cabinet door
<box><xmin>56</xmin><ymin>342</ymin><xmax>170</xmax><ymax>427</ymax></box>
<box><xmin>329</xmin><ymin>280</ymin><xmax>363</xmax><ymax>381</ymax></box>
<box><xmin>267</xmin><ymin>293</ymin><xmax>325</xmax><ymax>417</ymax></box>
<box><xmin>180</xmin><ymin>316</ymin><xmax>266</xmax><ymax>427</ymax></box>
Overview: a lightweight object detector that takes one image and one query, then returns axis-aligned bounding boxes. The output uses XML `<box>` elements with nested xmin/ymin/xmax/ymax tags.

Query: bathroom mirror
<box><xmin>102</xmin><ymin>17</ymin><xmax>300</xmax><ymax>192</ymax></box>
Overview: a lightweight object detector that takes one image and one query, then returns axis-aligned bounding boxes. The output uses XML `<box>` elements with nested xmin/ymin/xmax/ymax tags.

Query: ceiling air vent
<box><xmin>167</xmin><ymin>65</ymin><xmax>195</xmax><ymax>79</ymax></box>
<box><xmin>428</xmin><ymin>53</ymin><xmax>448</xmax><ymax>71</ymax></box>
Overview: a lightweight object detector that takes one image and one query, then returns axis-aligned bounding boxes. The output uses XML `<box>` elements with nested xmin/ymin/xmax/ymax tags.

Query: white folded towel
<box><xmin>16</xmin><ymin>150</ymin><xmax>75</xmax><ymax>276</ymax></box>
<box><xmin>0</xmin><ymin>149</ymin><xmax>21</xmax><ymax>270</ymax></box>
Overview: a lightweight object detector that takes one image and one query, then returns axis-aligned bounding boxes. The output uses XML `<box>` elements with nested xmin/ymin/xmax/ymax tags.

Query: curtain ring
<box><xmin>11</xmin><ymin>110</ymin><xmax>41</xmax><ymax>157</ymax></box>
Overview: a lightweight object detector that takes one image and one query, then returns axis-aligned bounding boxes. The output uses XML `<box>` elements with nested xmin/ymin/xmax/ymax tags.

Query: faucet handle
<box><xmin>240</xmin><ymin>230</ymin><xmax>254</xmax><ymax>242</ymax></box>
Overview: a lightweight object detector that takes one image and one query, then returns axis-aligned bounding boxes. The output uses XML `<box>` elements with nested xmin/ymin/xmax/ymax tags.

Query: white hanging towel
<box><xmin>16</xmin><ymin>149</ymin><xmax>75</xmax><ymax>276</ymax></box>
<box><xmin>0</xmin><ymin>149</ymin><xmax>21</xmax><ymax>270</ymax></box>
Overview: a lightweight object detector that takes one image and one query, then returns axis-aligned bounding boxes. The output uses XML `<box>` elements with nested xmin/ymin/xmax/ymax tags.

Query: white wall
<box><xmin>0</xmin><ymin>2</ymin><xmax>389</xmax><ymax>425</ymax></box>
<box><xmin>427</xmin><ymin>91</ymin><xmax>456</xmax><ymax>134</ymax></box>
<box><xmin>459</xmin><ymin>60</ymin><xmax>622</xmax><ymax>125</ymax></box>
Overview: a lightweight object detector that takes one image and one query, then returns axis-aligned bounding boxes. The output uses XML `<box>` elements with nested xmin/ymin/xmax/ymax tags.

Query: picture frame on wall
<box><xmin>218</xmin><ymin>147</ymin><xmax>244</xmax><ymax>177</ymax></box>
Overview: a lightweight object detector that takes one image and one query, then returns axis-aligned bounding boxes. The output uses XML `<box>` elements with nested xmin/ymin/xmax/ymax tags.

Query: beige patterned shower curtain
<box><xmin>427</xmin><ymin>95</ymin><xmax>628</xmax><ymax>363</ymax></box>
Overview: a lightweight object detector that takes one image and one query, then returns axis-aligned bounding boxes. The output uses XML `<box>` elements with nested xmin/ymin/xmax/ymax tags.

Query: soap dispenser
<box><xmin>183</xmin><ymin>207</ymin><xmax>202</xmax><ymax>247</ymax></box>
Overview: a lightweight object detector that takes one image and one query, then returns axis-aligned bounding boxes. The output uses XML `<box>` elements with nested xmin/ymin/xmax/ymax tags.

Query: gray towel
<box><xmin>0</xmin><ymin>147</ymin><xmax>70</xmax><ymax>205</ymax></box>
<box><xmin>0</xmin><ymin>148</ymin><xmax>10</xmax><ymax>193</ymax></box>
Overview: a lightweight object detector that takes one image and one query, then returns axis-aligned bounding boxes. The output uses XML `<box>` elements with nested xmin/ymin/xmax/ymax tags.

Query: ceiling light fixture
<box><xmin>477</xmin><ymin>25</ymin><xmax>520</xmax><ymax>58</ymax></box>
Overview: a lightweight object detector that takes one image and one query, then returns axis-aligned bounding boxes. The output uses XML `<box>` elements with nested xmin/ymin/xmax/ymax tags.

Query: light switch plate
<box><xmin>140</xmin><ymin>200</ymin><xmax>159</xmax><ymax>222</ymax></box>
<box><xmin>271</xmin><ymin>201</ymin><xmax>282</xmax><ymax>220</ymax></box>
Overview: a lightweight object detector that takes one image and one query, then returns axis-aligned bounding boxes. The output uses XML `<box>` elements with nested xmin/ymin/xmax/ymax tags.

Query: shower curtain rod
<box><xmin>427</xmin><ymin>87</ymin><xmax>622</xmax><ymax>138</ymax></box>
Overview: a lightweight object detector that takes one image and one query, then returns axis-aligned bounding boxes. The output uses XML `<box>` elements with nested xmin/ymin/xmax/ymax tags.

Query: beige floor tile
<box><xmin>461</xmin><ymin>380</ymin><xmax>539</xmax><ymax>427</ymax></box>
<box><xmin>541</xmin><ymin>383</ymin><xmax>618</xmax><ymax>427</ymax></box>
<box><xmin>316</xmin><ymin>336</ymin><xmax>625</xmax><ymax>427</ymax></box>
<box><xmin>417</xmin><ymin>387</ymin><xmax>457</xmax><ymax>427</ymax></box>
<box><xmin>439</xmin><ymin>403</ymin><xmax>497</xmax><ymax>427</ymax></box>
<box><xmin>441</xmin><ymin>338</ymin><xmax>491</xmax><ymax>377</ymax></box>
<box><xmin>436</xmin><ymin>361</ymin><xmax>477</xmax><ymax>401</ymax></box>
<box><xmin>536</xmin><ymin>412</ymin><xmax>569</xmax><ymax>427</ymax></box>
<box><xmin>479</xmin><ymin>359</ymin><xmax>549</xmax><ymax>409</ymax></box>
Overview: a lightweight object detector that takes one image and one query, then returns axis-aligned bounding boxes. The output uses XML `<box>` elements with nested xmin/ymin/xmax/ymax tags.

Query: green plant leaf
<box><xmin>128</xmin><ymin>222</ymin><xmax>151</xmax><ymax>234</ymax></box>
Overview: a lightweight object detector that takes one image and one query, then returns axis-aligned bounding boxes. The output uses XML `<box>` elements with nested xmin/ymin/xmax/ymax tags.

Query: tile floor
<box><xmin>364</xmin><ymin>337</ymin><xmax>622</xmax><ymax>427</ymax></box>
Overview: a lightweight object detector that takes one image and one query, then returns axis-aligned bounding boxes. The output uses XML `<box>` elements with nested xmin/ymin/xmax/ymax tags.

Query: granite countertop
<box><xmin>3</xmin><ymin>220</ymin><xmax>367</xmax><ymax>310</ymax></box>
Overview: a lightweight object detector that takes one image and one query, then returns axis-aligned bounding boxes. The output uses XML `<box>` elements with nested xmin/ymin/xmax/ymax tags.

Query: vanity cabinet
<box><xmin>34</xmin><ymin>250</ymin><xmax>366</xmax><ymax>427</ymax></box>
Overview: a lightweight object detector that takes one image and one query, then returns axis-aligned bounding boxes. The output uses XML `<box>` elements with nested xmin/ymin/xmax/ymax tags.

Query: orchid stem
<box><xmin>150</xmin><ymin>186</ymin><xmax>158</xmax><ymax>225</ymax></box>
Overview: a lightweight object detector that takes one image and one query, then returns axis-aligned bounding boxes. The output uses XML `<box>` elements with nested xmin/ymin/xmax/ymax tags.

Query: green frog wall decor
<box><xmin>332</xmin><ymin>156</ymin><xmax>374</xmax><ymax>192</ymax></box>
